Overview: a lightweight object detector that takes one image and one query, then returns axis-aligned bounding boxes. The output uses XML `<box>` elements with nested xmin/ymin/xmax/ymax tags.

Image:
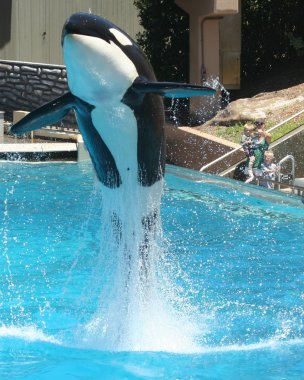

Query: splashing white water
<box><xmin>78</xmin><ymin>180</ymin><xmax>201</xmax><ymax>353</ymax></box>
<box><xmin>0</xmin><ymin>325</ymin><xmax>60</xmax><ymax>344</ymax></box>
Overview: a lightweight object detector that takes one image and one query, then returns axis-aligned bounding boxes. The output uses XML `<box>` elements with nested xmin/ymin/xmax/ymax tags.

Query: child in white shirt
<box><xmin>260</xmin><ymin>150</ymin><xmax>278</xmax><ymax>189</ymax></box>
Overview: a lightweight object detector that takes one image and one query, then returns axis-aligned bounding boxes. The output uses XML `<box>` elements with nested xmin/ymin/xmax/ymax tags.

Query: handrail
<box><xmin>199</xmin><ymin>143</ymin><xmax>242</xmax><ymax>172</ymax></box>
<box><xmin>257</xmin><ymin>177</ymin><xmax>304</xmax><ymax>193</ymax></box>
<box><xmin>277</xmin><ymin>154</ymin><xmax>295</xmax><ymax>191</ymax></box>
<box><xmin>219</xmin><ymin>122</ymin><xmax>304</xmax><ymax>178</ymax></box>
<box><xmin>199</xmin><ymin>108</ymin><xmax>304</xmax><ymax>172</ymax></box>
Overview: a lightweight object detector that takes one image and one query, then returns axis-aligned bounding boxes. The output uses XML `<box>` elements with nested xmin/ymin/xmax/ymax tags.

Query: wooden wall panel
<box><xmin>0</xmin><ymin>0</ymin><xmax>142</xmax><ymax>64</ymax></box>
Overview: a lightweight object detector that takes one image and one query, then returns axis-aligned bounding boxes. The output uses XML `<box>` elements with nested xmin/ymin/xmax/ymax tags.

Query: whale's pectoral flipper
<box><xmin>74</xmin><ymin>98</ymin><xmax>122</xmax><ymax>188</ymax></box>
<box><xmin>10</xmin><ymin>92</ymin><xmax>121</xmax><ymax>188</ymax></box>
<box><xmin>10</xmin><ymin>92</ymin><xmax>76</xmax><ymax>135</ymax></box>
<box><xmin>132</xmin><ymin>79</ymin><xmax>216</xmax><ymax>99</ymax></box>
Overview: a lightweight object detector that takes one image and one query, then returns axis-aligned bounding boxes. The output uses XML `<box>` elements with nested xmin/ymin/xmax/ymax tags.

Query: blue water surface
<box><xmin>0</xmin><ymin>161</ymin><xmax>304</xmax><ymax>379</ymax></box>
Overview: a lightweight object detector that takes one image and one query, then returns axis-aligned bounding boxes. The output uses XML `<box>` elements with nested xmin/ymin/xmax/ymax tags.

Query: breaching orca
<box><xmin>11</xmin><ymin>12</ymin><xmax>215</xmax><ymax>188</ymax></box>
<box><xmin>10</xmin><ymin>15</ymin><xmax>217</xmax><ymax>334</ymax></box>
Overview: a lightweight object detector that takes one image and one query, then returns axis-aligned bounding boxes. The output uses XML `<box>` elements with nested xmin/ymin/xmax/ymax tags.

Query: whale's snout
<box><xmin>62</xmin><ymin>12</ymin><xmax>112</xmax><ymax>46</ymax></box>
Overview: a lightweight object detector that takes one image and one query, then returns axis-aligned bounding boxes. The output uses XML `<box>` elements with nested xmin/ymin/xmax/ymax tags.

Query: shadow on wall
<box><xmin>0</xmin><ymin>0</ymin><xmax>12</xmax><ymax>49</ymax></box>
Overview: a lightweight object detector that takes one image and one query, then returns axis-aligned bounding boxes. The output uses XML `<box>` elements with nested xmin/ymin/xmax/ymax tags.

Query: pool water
<box><xmin>0</xmin><ymin>161</ymin><xmax>304</xmax><ymax>379</ymax></box>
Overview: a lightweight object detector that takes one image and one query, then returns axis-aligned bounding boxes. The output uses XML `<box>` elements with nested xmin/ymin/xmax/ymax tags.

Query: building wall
<box><xmin>219</xmin><ymin>10</ymin><xmax>241</xmax><ymax>89</ymax></box>
<box><xmin>0</xmin><ymin>0</ymin><xmax>142</xmax><ymax>65</ymax></box>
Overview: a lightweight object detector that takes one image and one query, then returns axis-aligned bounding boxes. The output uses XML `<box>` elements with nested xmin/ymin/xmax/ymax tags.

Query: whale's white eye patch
<box><xmin>109</xmin><ymin>28</ymin><xmax>133</xmax><ymax>46</ymax></box>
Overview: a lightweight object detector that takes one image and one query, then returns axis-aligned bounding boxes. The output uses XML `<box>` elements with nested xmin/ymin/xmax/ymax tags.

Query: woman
<box><xmin>245</xmin><ymin>119</ymin><xmax>271</xmax><ymax>180</ymax></box>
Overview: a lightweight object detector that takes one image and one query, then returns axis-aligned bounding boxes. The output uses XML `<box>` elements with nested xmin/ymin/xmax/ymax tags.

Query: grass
<box><xmin>210</xmin><ymin>119</ymin><xmax>304</xmax><ymax>145</ymax></box>
<box><xmin>213</xmin><ymin>122</ymin><xmax>244</xmax><ymax>144</ymax></box>
<box><xmin>269</xmin><ymin>120</ymin><xmax>303</xmax><ymax>141</ymax></box>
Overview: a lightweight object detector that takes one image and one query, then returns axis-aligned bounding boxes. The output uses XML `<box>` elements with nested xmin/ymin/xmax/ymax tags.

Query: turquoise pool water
<box><xmin>1</xmin><ymin>161</ymin><xmax>304</xmax><ymax>379</ymax></box>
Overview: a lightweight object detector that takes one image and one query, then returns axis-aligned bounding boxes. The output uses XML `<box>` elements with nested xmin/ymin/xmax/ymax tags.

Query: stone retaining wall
<box><xmin>0</xmin><ymin>60</ymin><xmax>76</xmax><ymax>128</ymax></box>
<box><xmin>272</xmin><ymin>129</ymin><xmax>304</xmax><ymax>178</ymax></box>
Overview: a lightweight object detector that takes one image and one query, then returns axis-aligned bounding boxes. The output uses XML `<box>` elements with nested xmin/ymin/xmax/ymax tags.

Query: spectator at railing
<box><xmin>259</xmin><ymin>150</ymin><xmax>279</xmax><ymax>189</ymax></box>
<box><xmin>244</xmin><ymin>119</ymin><xmax>272</xmax><ymax>181</ymax></box>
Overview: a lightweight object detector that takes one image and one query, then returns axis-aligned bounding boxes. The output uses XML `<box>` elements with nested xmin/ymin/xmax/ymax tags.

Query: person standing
<box><xmin>251</xmin><ymin>119</ymin><xmax>272</xmax><ymax>179</ymax></box>
<box><xmin>259</xmin><ymin>150</ymin><xmax>279</xmax><ymax>189</ymax></box>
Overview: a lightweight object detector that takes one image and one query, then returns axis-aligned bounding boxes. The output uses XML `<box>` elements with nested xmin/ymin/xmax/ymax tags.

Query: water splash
<box><xmin>164</xmin><ymin>76</ymin><xmax>229</xmax><ymax>126</ymax></box>
<box><xmin>77</xmin><ymin>180</ymin><xmax>201</xmax><ymax>352</ymax></box>
<box><xmin>0</xmin><ymin>325</ymin><xmax>60</xmax><ymax>344</ymax></box>
<box><xmin>188</xmin><ymin>76</ymin><xmax>230</xmax><ymax>123</ymax></box>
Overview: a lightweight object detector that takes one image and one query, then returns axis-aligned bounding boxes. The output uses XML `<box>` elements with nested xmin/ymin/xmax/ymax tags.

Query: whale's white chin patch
<box><xmin>63</xmin><ymin>34</ymin><xmax>137</xmax><ymax>105</ymax></box>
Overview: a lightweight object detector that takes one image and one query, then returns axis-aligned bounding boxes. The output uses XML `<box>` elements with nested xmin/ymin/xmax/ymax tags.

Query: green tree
<box><xmin>134</xmin><ymin>0</ymin><xmax>189</xmax><ymax>83</ymax></box>
<box><xmin>242</xmin><ymin>0</ymin><xmax>304</xmax><ymax>78</ymax></box>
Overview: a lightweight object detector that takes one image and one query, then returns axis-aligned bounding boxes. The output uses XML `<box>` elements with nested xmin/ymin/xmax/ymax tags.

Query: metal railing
<box><xmin>277</xmin><ymin>154</ymin><xmax>295</xmax><ymax>191</ymax></box>
<box><xmin>199</xmin><ymin>108</ymin><xmax>304</xmax><ymax>173</ymax></box>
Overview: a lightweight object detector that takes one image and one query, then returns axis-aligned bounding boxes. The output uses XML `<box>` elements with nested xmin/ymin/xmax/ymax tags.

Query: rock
<box><xmin>21</xmin><ymin>65</ymin><xmax>38</xmax><ymax>73</ymax></box>
<box><xmin>205</xmin><ymin>84</ymin><xmax>304</xmax><ymax>126</ymax></box>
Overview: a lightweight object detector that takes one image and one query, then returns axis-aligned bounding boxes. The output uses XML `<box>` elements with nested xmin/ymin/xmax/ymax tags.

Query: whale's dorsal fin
<box><xmin>132</xmin><ymin>79</ymin><xmax>216</xmax><ymax>98</ymax></box>
<box><xmin>10</xmin><ymin>92</ymin><xmax>76</xmax><ymax>134</ymax></box>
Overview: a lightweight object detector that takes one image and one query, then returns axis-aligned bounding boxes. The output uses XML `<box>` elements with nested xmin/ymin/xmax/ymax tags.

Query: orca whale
<box><xmin>11</xmin><ymin>12</ymin><xmax>215</xmax><ymax>188</ymax></box>
<box><xmin>10</xmin><ymin>14</ymin><xmax>217</xmax><ymax>328</ymax></box>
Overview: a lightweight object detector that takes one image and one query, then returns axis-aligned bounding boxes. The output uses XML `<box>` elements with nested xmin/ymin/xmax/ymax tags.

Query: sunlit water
<box><xmin>1</xmin><ymin>161</ymin><xmax>304</xmax><ymax>379</ymax></box>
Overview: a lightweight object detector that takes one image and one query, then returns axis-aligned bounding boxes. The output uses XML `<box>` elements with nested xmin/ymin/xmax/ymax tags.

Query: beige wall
<box><xmin>0</xmin><ymin>0</ymin><xmax>142</xmax><ymax>65</ymax></box>
<box><xmin>175</xmin><ymin>0</ymin><xmax>240</xmax><ymax>123</ymax></box>
<box><xmin>219</xmin><ymin>11</ymin><xmax>241</xmax><ymax>89</ymax></box>
<box><xmin>176</xmin><ymin>0</ymin><xmax>240</xmax><ymax>89</ymax></box>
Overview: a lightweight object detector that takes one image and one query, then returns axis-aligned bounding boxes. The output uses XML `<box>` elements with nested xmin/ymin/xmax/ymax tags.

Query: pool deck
<box><xmin>0</xmin><ymin>131</ymin><xmax>88</xmax><ymax>160</ymax></box>
<box><xmin>0</xmin><ymin>137</ymin><xmax>77</xmax><ymax>153</ymax></box>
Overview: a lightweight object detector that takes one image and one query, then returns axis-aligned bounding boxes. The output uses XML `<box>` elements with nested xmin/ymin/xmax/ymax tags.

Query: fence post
<box><xmin>0</xmin><ymin>111</ymin><xmax>4</xmax><ymax>137</ymax></box>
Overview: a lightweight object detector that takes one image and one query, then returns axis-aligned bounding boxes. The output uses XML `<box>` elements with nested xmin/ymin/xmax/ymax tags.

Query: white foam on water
<box><xmin>197</xmin><ymin>337</ymin><xmax>304</xmax><ymax>355</ymax></box>
<box><xmin>78</xmin><ymin>179</ymin><xmax>201</xmax><ymax>353</ymax></box>
<box><xmin>0</xmin><ymin>325</ymin><xmax>61</xmax><ymax>345</ymax></box>
<box><xmin>74</xmin><ymin>173</ymin><xmax>304</xmax><ymax>354</ymax></box>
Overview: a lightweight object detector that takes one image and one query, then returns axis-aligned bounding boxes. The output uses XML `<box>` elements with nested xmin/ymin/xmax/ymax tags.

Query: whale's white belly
<box><xmin>92</xmin><ymin>105</ymin><xmax>138</xmax><ymax>186</ymax></box>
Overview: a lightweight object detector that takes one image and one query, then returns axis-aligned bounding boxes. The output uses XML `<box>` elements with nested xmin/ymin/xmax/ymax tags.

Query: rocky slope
<box><xmin>201</xmin><ymin>83</ymin><xmax>304</xmax><ymax>128</ymax></box>
<box><xmin>196</xmin><ymin>59</ymin><xmax>304</xmax><ymax>133</ymax></box>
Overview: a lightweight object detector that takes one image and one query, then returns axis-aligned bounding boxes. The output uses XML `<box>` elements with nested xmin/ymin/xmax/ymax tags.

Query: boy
<box><xmin>260</xmin><ymin>150</ymin><xmax>278</xmax><ymax>189</ymax></box>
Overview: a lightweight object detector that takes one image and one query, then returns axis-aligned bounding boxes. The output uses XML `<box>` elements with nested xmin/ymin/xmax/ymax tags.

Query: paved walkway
<box><xmin>0</xmin><ymin>135</ymin><xmax>77</xmax><ymax>154</ymax></box>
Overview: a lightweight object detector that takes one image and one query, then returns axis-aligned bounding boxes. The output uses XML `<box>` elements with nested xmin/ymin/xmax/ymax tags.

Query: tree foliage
<box><xmin>133</xmin><ymin>0</ymin><xmax>189</xmax><ymax>82</ymax></box>
<box><xmin>242</xmin><ymin>0</ymin><xmax>304</xmax><ymax>78</ymax></box>
<box><xmin>134</xmin><ymin>0</ymin><xmax>304</xmax><ymax>84</ymax></box>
